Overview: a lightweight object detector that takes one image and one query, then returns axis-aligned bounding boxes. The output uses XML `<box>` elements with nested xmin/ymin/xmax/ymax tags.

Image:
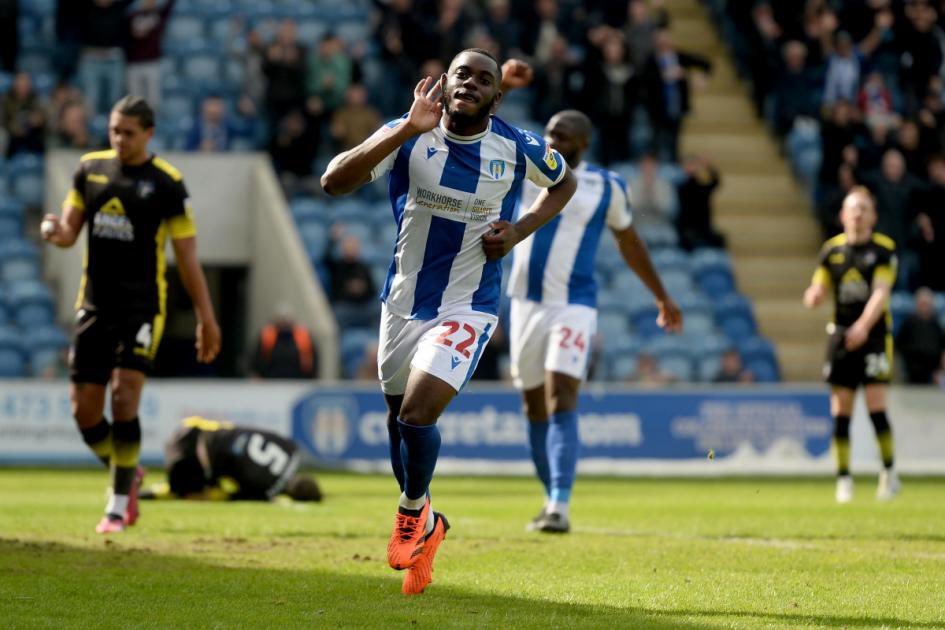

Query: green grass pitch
<box><xmin>2</xmin><ymin>469</ymin><xmax>944</xmax><ymax>629</ymax></box>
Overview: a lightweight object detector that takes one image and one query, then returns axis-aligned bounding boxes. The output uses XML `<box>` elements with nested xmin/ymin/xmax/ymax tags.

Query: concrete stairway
<box><xmin>663</xmin><ymin>0</ymin><xmax>826</xmax><ymax>381</ymax></box>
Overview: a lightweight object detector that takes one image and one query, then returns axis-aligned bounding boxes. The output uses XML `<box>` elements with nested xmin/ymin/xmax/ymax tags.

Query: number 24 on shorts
<box><xmin>558</xmin><ymin>326</ymin><xmax>586</xmax><ymax>351</ymax></box>
<box><xmin>435</xmin><ymin>321</ymin><xmax>478</xmax><ymax>358</ymax></box>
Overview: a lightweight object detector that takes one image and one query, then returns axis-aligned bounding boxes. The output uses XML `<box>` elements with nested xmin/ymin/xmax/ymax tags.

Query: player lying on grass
<box><xmin>320</xmin><ymin>49</ymin><xmax>576</xmax><ymax>594</ymax></box>
<box><xmin>803</xmin><ymin>186</ymin><xmax>900</xmax><ymax>503</ymax></box>
<box><xmin>140</xmin><ymin>416</ymin><xmax>321</xmax><ymax>502</ymax></box>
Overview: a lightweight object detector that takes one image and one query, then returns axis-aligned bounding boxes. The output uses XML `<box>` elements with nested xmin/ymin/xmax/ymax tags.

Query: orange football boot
<box><xmin>387</xmin><ymin>499</ymin><xmax>431</xmax><ymax>570</ymax></box>
<box><xmin>402</xmin><ymin>512</ymin><xmax>450</xmax><ymax>595</ymax></box>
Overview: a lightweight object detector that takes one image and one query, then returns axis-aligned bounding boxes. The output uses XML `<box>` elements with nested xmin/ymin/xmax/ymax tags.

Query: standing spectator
<box><xmin>821</xmin><ymin>13</ymin><xmax>891</xmax><ymax>108</ymax></box>
<box><xmin>623</xmin><ymin>0</ymin><xmax>669</xmax><ymax>70</ymax></box>
<box><xmin>268</xmin><ymin>110</ymin><xmax>318</xmax><ymax>191</ymax></box>
<box><xmin>863</xmin><ymin>149</ymin><xmax>920</xmax><ymax>248</ymax></box>
<box><xmin>50</xmin><ymin>101</ymin><xmax>94</xmax><ymax>149</ymax></box>
<box><xmin>629</xmin><ymin>153</ymin><xmax>676</xmax><ymax>227</ymax></box>
<box><xmin>484</xmin><ymin>0</ymin><xmax>521</xmax><ymax>60</ymax></box>
<box><xmin>185</xmin><ymin>95</ymin><xmax>234</xmax><ymax>152</ymax></box>
<box><xmin>0</xmin><ymin>0</ymin><xmax>18</xmax><ymax>73</ymax></box>
<box><xmin>915</xmin><ymin>155</ymin><xmax>945</xmax><ymax>291</ymax></box>
<box><xmin>54</xmin><ymin>0</ymin><xmax>84</xmax><ymax>81</ymax></box>
<box><xmin>895</xmin><ymin>288</ymin><xmax>945</xmax><ymax>384</ymax></box>
<box><xmin>857</xmin><ymin>71</ymin><xmax>897</xmax><ymax>134</ymax></box>
<box><xmin>817</xmin><ymin>162</ymin><xmax>858</xmax><ymax>238</ymax></box>
<box><xmin>643</xmin><ymin>29</ymin><xmax>712</xmax><ymax>161</ymax></box>
<box><xmin>78</xmin><ymin>0</ymin><xmax>135</xmax><ymax>116</ymax></box>
<box><xmin>523</xmin><ymin>0</ymin><xmax>567</xmax><ymax>66</ymax></box>
<box><xmin>583</xmin><ymin>32</ymin><xmax>638</xmax><ymax>165</ymax></box>
<box><xmin>817</xmin><ymin>99</ymin><xmax>866</xmax><ymax>187</ymax></box>
<box><xmin>772</xmin><ymin>40</ymin><xmax>820</xmax><ymax>137</ymax></box>
<box><xmin>676</xmin><ymin>154</ymin><xmax>725</xmax><ymax>250</ymax></box>
<box><xmin>251</xmin><ymin>305</ymin><xmax>317</xmax><ymax>379</ymax></box>
<box><xmin>324</xmin><ymin>230</ymin><xmax>378</xmax><ymax>330</ymax></box>
<box><xmin>899</xmin><ymin>2</ymin><xmax>943</xmax><ymax>114</ymax></box>
<box><xmin>432</xmin><ymin>0</ymin><xmax>474</xmax><ymax>64</ymax></box>
<box><xmin>1</xmin><ymin>72</ymin><xmax>46</xmax><ymax>156</ymax></box>
<box><xmin>713</xmin><ymin>348</ymin><xmax>755</xmax><ymax>383</ymax></box>
<box><xmin>125</xmin><ymin>0</ymin><xmax>175</xmax><ymax>110</ymax></box>
<box><xmin>306</xmin><ymin>32</ymin><xmax>354</xmax><ymax>119</ymax></box>
<box><xmin>529</xmin><ymin>35</ymin><xmax>580</xmax><ymax>124</ymax></box>
<box><xmin>892</xmin><ymin>119</ymin><xmax>930</xmax><ymax>178</ymax></box>
<box><xmin>329</xmin><ymin>84</ymin><xmax>382</xmax><ymax>152</ymax></box>
<box><xmin>262</xmin><ymin>19</ymin><xmax>307</xmax><ymax>134</ymax></box>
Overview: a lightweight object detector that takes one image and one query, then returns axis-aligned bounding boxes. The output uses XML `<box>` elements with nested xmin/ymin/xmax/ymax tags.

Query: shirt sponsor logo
<box><xmin>543</xmin><ymin>144</ymin><xmax>558</xmax><ymax>170</ymax></box>
<box><xmin>92</xmin><ymin>197</ymin><xmax>135</xmax><ymax>241</ymax></box>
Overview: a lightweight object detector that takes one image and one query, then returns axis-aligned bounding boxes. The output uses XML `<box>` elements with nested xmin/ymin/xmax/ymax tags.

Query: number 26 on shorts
<box><xmin>434</xmin><ymin>320</ymin><xmax>478</xmax><ymax>358</ymax></box>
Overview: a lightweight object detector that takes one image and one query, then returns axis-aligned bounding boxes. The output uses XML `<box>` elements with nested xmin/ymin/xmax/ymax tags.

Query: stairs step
<box><xmin>734</xmin><ymin>257</ymin><xmax>817</xmax><ymax>298</ymax></box>
<box><xmin>776</xmin><ymin>341</ymin><xmax>828</xmax><ymax>382</ymax></box>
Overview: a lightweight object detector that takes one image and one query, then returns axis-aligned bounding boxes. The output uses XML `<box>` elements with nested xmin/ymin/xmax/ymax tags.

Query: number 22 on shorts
<box><xmin>434</xmin><ymin>320</ymin><xmax>477</xmax><ymax>358</ymax></box>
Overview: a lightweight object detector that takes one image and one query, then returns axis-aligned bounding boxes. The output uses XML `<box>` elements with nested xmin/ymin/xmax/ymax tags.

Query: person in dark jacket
<box><xmin>896</xmin><ymin>288</ymin><xmax>945</xmax><ymax>384</ymax></box>
<box><xmin>125</xmin><ymin>0</ymin><xmax>175</xmax><ymax>110</ymax></box>
<box><xmin>251</xmin><ymin>305</ymin><xmax>317</xmax><ymax>379</ymax></box>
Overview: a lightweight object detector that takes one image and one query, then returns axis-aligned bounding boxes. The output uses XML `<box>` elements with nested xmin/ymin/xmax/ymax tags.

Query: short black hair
<box><xmin>548</xmin><ymin>109</ymin><xmax>593</xmax><ymax>141</ymax></box>
<box><xmin>453</xmin><ymin>47</ymin><xmax>503</xmax><ymax>82</ymax></box>
<box><xmin>112</xmin><ymin>95</ymin><xmax>155</xmax><ymax>129</ymax></box>
<box><xmin>285</xmin><ymin>474</ymin><xmax>322</xmax><ymax>502</ymax></box>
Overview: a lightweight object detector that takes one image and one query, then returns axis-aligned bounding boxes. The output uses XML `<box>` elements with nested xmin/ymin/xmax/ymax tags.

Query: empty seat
<box><xmin>15</xmin><ymin>303</ymin><xmax>55</xmax><ymax>328</ymax></box>
<box><xmin>683</xmin><ymin>311</ymin><xmax>716</xmax><ymax>337</ymax></box>
<box><xmin>165</xmin><ymin>15</ymin><xmax>206</xmax><ymax>45</ymax></box>
<box><xmin>0</xmin><ymin>348</ymin><xmax>26</xmax><ymax>377</ymax></box>
<box><xmin>696</xmin><ymin>267</ymin><xmax>735</xmax><ymax>296</ymax></box>
<box><xmin>697</xmin><ymin>354</ymin><xmax>722</xmax><ymax>382</ymax></box>
<box><xmin>746</xmin><ymin>357</ymin><xmax>780</xmax><ymax>383</ymax></box>
<box><xmin>651</xmin><ymin>248</ymin><xmax>690</xmax><ymax>273</ymax></box>
<box><xmin>661</xmin><ymin>355</ymin><xmax>694</xmax><ymax>382</ymax></box>
<box><xmin>598</xmin><ymin>311</ymin><xmax>630</xmax><ymax>340</ymax></box>
<box><xmin>738</xmin><ymin>336</ymin><xmax>777</xmax><ymax>364</ymax></box>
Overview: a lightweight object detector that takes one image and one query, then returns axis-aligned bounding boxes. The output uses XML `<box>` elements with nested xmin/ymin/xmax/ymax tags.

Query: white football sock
<box><xmin>399</xmin><ymin>492</ymin><xmax>426</xmax><ymax>512</ymax></box>
<box><xmin>547</xmin><ymin>500</ymin><xmax>569</xmax><ymax>519</ymax></box>
<box><xmin>106</xmin><ymin>494</ymin><xmax>128</xmax><ymax>518</ymax></box>
<box><xmin>425</xmin><ymin>504</ymin><xmax>435</xmax><ymax>535</ymax></box>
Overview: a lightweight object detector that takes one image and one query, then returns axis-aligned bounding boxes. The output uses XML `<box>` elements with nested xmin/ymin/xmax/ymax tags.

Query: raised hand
<box><xmin>500</xmin><ymin>59</ymin><xmax>534</xmax><ymax>92</ymax></box>
<box><xmin>405</xmin><ymin>76</ymin><xmax>443</xmax><ymax>135</ymax></box>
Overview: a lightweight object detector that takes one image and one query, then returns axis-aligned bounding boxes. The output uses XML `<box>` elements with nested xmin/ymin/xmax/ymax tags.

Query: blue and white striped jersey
<box><xmin>369</xmin><ymin>115</ymin><xmax>567</xmax><ymax>320</ymax></box>
<box><xmin>507</xmin><ymin>162</ymin><xmax>632</xmax><ymax>308</ymax></box>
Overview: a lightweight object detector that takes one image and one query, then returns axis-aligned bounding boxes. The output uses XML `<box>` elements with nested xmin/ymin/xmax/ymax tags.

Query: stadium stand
<box><xmin>10</xmin><ymin>0</ymin><xmax>897</xmax><ymax>383</ymax></box>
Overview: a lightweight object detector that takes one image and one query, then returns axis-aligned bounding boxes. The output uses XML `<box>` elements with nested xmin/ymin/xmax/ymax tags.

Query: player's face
<box><xmin>840</xmin><ymin>193</ymin><xmax>876</xmax><ymax>233</ymax></box>
<box><xmin>441</xmin><ymin>52</ymin><xmax>502</xmax><ymax>126</ymax></box>
<box><xmin>109</xmin><ymin>112</ymin><xmax>154</xmax><ymax>164</ymax></box>
<box><xmin>544</xmin><ymin>117</ymin><xmax>588</xmax><ymax>166</ymax></box>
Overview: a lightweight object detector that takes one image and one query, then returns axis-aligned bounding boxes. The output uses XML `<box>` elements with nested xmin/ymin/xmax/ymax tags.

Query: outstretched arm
<box><xmin>613</xmin><ymin>225</ymin><xmax>682</xmax><ymax>332</ymax></box>
<box><xmin>320</xmin><ymin>77</ymin><xmax>443</xmax><ymax>196</ymax></box>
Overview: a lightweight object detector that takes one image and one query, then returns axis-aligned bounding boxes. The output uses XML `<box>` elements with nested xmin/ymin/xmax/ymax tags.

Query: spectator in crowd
<box><xmin>432</xmin><ymin>0</ymin><xmax>475</xmax><ymax>63</ymax></box>
<box><xmin>583</xmin><ymin>31</ymin><xmax>638</xmax><ymax>165</ymax></box>
<box><xmin>268</xmin><ymin>110</ymin><xmax>318</xmax><ymax>191</ymax></box>
<box><xmin>899</xmin><ymin>1</ymin><xmax>943</xmax><ymax>113</ymax></box>
<box><xmin>623</xmin><ymin>0</ymin><xmax>669</xmax><ymax>70</ymax></box>
<box><xmin>329</xmin><ymin>84</ymin><xmax>382</xmax><ymax>153</ymax></box>
<box><xmin>628</xmin><ymin>352</ymin><xmax>676</xmax><ymax>387</ymax></box>
<box><xmin>1</xmin><ymin>72</ymin><xmax>46</xmax><ymax>156</ymax></box>
<box><xmin>125</xmin><ymin>0</ymin><xmax>175</xmax><ymax>110</ymax></box>
<box><xmin>484</xmin><ymin>0</ymin><xmax>522</xmax><ymax>61</ymax></box>
<box><xmin>54</xmin><ymin>0</ymin><xmax>84</xmax><ymax>81</ymax></box>
<box><xmin>306</xmin><ymin>32</ymin><xmax>355</xmax><ymax>119</ymax></box>
<box><xmin>821</xmin><ymin>12</ymin><xmax>890</xmax><ymax>108</ymax></box>
<box><xmin>523</xmin><ymin>0</ymin><xmax>570</xmax><ymax>65</ymax></box>
<box><xmin>78</xmin><ymin>0</ymin><xmax>134</xmax><ymax>115</ymax></box>
<box><xmin>915</xmin><ymin>155</ymin><xmax>945</xmax><ymax>290</ymax></box>
<box><xmin>857</xmin><ymin>71</ymin><xmax>897</xmax><ymax>135</ymax></box>
<box><xmin>895</xmin><ymin>288</ymin><xmax>945</xmax><ymax>384</ymax></box>
<box><xmin>0</xmin><ymin>0</ymin><xmax>17</xmax><ymax>73</ymax></box>
<box><xmin>324</xmin><ymin>228</ymin><xmax>378</xmax><ymax>330</ymax></box>
<box><xmin>50</xmin><ymin>101</ymin><xmax>93</xmax><ymax>149</ymax></box>
<box><xmin>185</xmin><ymin>95</ymin><xmax>234</xmax><ymax>152</ymax></box>
<box><xmin>629</xmin><ymin>153</ymin><xmax>676</xmax><ymax>227</ymax></box>
<box><xmin>817</xmin><ymin>162</ymin><xmax>857</xmax><ymax>238</ymax></box>
<box><xmin>375</xmin><ymin>0</ymin><xmax>430</xmax><ymax>116</ymax></box>
<box><xmin>529</xmin><ymin>35</ymin><xmax>580</xmax><ymax>124</ymax></box>
<box><xmin>262</xmin><ymin>19</ymin><xmax>307</xmax><ymax>134</ymax></box>
<box><xmin>713</xmin><ymin>348</ymin><xmax>754</xmax><ymax>384</ymax></box>
<box><xmin>643</xmin><ymin>28</ymin><xmax>711</xmax><ymax>161</ymax></box>
<box><xmin>817</xmin><ymin>100</ymin><xmax>865</xmax><ymax>187</ymax></box>
<box><xmin>863</xmin><ymin>148</ymin><xmax>920</xmax><ymax>248</ymax></box>
<box><xmin>676</xmin><ymin>154</ymin><xmax>725</xmax><ymax>250</ymax></box>
<box><xmin>772</xmin><ymin>40</ymin><xmax>820</xmax><ymax>137</ymax></box>
<box><xmin>251</xmin><ymin>305</ymin><xmax>317</xmax><ymax>379</ymax></box>
<box><xmin>892</xmin><ymin>119</ymin><xmax>930</xmax><ymax>178</ymax></box>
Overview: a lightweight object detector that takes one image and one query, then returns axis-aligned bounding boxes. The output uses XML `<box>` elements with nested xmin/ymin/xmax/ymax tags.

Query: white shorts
<box><xmin>377</xmin><ymin>303</ymin><xmax>498</xmax><ymax>395</ymax></box>
<box><xmin>509</xmin><ymin>298</ymin><xmax>597</xmax><ymax>390</ymax></box>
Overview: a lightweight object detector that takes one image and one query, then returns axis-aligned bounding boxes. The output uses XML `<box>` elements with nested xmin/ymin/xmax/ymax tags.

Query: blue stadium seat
<box><xmin>24</xmin><ymin>326</ymin><xmax>68</xmax><ymax>353</ymax></box>
<box><xmin>690</xmin><ymin>247</ymin><xmax>732</xmax><ymax>272</ymax></box>
<box><xmin>1</xmin><ymin>255</ymin><xmax>40</xmax><ymax>283</ymax></box>
<box><xmin>697</xmin><ymin>354</ymin><xmax>722</xmax><ymax>382</ymax></box>
<box><xmin>182</xmin><ymin>55</ymin><xmax>221</xmax><ymax>83</ymax></box>
<box><xmin>690</xmin><ymin>333</ymin><xmax>731</xmax><ymax>358</ymax></box>
<box><xmin>29</xmin><ymin>348</ymin><xmax>63</xmax><ymax>376</ymax></box>
<box><xmin>651</xmin><ymin>248</ymin><xmax>690</xmax><ymax>274</ymax></box>
<box><xmin>696</xmin><ymin>267</ymin><xmax>736</xmax><ymax>296</ymax></box>
<box><xmin>15</xmin><ymin>303</ymin><xmax>55</xmax><ymax>328</ymax></box>
<box><xmin>160</xmin><ymin>94</ymin><xmax>195</xmax><ymax>121</ymax></box>
<box><xmin>370</xmin><ymin>263</ymin><xmax>388</xmax><ymax>293</ymax></box>
<box><xmin>660</xmin><ymin>270</ymin><xmax>693</xmax><ymax>296</ymax></box>
<box><xmin>738</xmin><ymin>336</ymin><xmax>777</xmax><ymax>365</ymax></box>
<box><xmin>10</xmin><ymin>172</ymin><xmax>43</xmax><ymax>207</ymax></box>
<box><xmin>0</xmin><ymin>238</ymin><xmax>38</xmax><ymax>262</ymax></box>
<box><xmin>165</xmin><ymin>15</ymin><xmax>206</xmax><ymax>46</ymax></box>
<box><xmin>661</xmin><ymin>356</ymin><xmax>694</xmax><ymax>382</ymax></box>
<box><xmin>719</xmin><ymin>313</ymin><xmax>756</xmax><ymax>342</ymax></box>
<box><xmin>713</xmin><ymin>293</ymin><xmax>754</xmax><ymax>321</ymax></box>
<box><xmin>290</xmin><ymin>197</ymin><xmax>327</xmax><ymax>224</ymax></box>
<box><xmin>683</xmin><ymin>311</ymin><xmax>716</xmax><ymax>338</ymax></box>
<box><xmin>0</xmin><ymin>218</ymin><xmax>21</xmax><ymax>240</ymax></box>
<box><xmin>598</xmin><ymin>311</ymin><xmax>630</xmax><ymax>340</ymax></box>
<box><xmin>637</xmin><ymin>222</ymin><xmax>679</xmax><ymax>249</ymax></box>
<box><xmin>6</xmin><ymin>278</ymin><xmax>53</xmax><ymax>309</ymax></box>
<box><xmin>340</xmin><ymin>328</ymin><xmax>375</xmax><ymax>377</ymax></box>
<box><xmin>0</xmin><ymin>348</ymin><xmax>26</xmax><ymax>378</ymax></box>
<box><xmin>608</xmin><ymin>354</ymin><xmax>638</xmax><ymax>381</ymax></box>
<box><xmin>746</xmin><ymin>357</ymin><xmax>780</xmax><ymax>383</ymax></box>
<box><xmin>298</xmin><ymin>222</ymin><xmax>329</xmax><ymax>258</ymax></box>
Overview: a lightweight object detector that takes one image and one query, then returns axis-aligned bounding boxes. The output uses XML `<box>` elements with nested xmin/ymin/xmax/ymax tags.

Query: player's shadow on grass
<box><xmin>1</xmin><ymin>538</ymin><xmax>936</xmax><ymax>629</ymax></box>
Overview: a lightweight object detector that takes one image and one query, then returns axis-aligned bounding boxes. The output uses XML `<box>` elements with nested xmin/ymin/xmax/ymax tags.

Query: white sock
<box><xmin>399</xmin><ymin>492</ymin><xmax>426</xmax><ymax>512</ymax></box>
<box><xmin>424</xmin><ymin>505</ymin><xmax>435</xmax><ymax>535</ymax></box>
<box><xmin>547</xmin><ymin>500</ymin><xmax>569</xmax><ymax>519</ymax></box>
<box><xmin>106</xmin><ymin>494</ymin><xmax>128</xmax><ymax>518</ymax></box>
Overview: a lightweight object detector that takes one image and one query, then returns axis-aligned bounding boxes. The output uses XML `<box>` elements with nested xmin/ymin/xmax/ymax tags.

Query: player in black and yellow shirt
<box><xmin>803</xmin><ymin>186</ymin><xmax>900</xmax><ymax>503</ymax></box>
<box><xmin>41</xmin><ymin>96</ymin><xmax>221</xmax><ymax>534</ymax></box>
<box><xmin>139</xmin><ymin>416</ymin><xmax>322</xmax><ymax>502</ymax></box>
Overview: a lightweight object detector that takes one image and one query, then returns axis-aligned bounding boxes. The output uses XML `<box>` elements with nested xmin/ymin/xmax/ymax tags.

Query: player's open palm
<box><xmin>196</xmin><ymin>318</ymin><xmax>221</xmax><ymax>363</ymax></box>
<box><xmin>406</xmin><ymin>76</ymin><xmax>443</xmax><ymax>134</ymax></box>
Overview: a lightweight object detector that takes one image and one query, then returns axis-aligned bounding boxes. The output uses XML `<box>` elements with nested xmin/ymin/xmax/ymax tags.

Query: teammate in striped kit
<box><xmin>507</xmin><ymin>110</ymin><xmax>683</xmax><ymax>533</ymax></box>
<box><xmin>320</xmin><ymin>50</ymin><xmax>576</xmax><ymax>593</ymax></box>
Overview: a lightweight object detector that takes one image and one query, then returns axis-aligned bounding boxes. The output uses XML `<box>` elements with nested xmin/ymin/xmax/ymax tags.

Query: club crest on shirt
<box><xmin>543</xmin><ymin>143</ymin><xmax>558</xmax><ymax>170</ymax></box>
<box><xmin>488</xmin><ymin>159</ymin><xmax>506</xmax><ymax>180</ymax></box>
<box><xmin>137</xmin><ymin>180</ymin><xmax>154</xmax><ymax>199</ymax></box>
